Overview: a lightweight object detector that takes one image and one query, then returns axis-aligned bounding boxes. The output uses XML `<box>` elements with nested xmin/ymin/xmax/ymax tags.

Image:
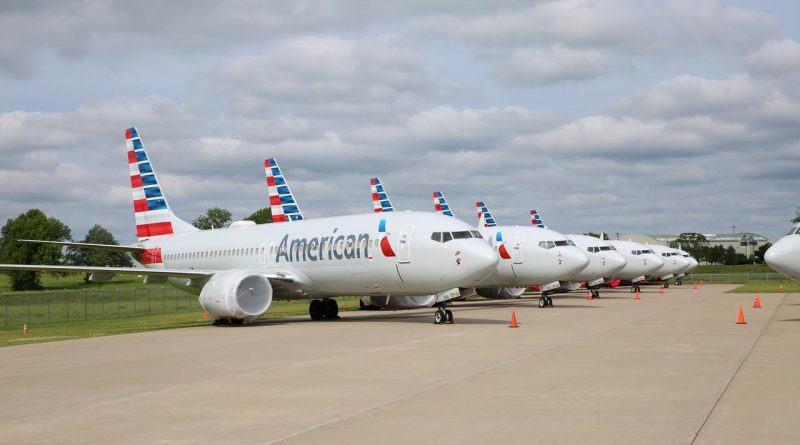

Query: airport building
<box><xmin>618</xmin><ymin>232</ymin><xmax>772</xmax><ymax>258</ymax></box>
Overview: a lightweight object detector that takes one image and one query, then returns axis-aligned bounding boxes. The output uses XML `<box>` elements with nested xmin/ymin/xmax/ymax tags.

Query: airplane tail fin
<box><xmin>370</xmin><ymin>178</ymin><xmax>394</xmax><ymax>212</ymax></box>
<box><xmin>476</xmin><ymin>201</ymin><xmax>498</xmax><ymax>227</ymax></box>
<box><xmin>126</xmin><ymin>127</ymin><xmax>197</xmax><ymax>242</ymax></box>
<box><xmin>433</xmin><ymin>191</ymin><xmax>454</xmax><ymax>217</ymax></box>
<box><xmin>264</xmin><ymin>158</ymin><xmax>304</xmax><ymax>222</ymax></box>
<box><xmin>530</xmin><ymin>209</ymin><xmax>545</xmax><ymax>228</ymax></box>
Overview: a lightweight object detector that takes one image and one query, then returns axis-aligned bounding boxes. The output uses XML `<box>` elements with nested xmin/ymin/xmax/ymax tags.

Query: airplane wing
<box><xmin>0</xmin><ymin>264</ymin><xmax>296</xmax><ymax>285</ymax></box>
<box><xmin>18</xmin><ymin>240</ymin><xmax>146</xmax><ymax>253</ymax></box>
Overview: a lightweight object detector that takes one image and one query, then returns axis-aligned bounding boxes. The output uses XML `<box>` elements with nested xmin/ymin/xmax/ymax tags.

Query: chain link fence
<box><xmin>0</xmin><ymin>287</ymin><xmax>201</xmax><ymax>329</ymax></box>
<box><xmin>687</xmin><ymin>272</ymin><xmax>785</xmax><ymax>284</ymax></box>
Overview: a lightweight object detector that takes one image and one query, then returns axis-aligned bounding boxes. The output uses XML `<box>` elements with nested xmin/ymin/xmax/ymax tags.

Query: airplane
<box><xmin>765</xmin><ymin>223</ymin><xmax>800</xmax><ymax>281</ymax></box>
<box><xmin>363</xmin><ymin>182</ymin><xmax>590</xmax><ymax>308</ymax></box>
<box><xmin>1</xmin><ymin>127</ymin><xmax>499</xmax><ymax>325</ymax></box>
<box><xmin>607</xmin><ymin>240</ymin><xmax>665</xmax><ymax>293</ymax></box>
<box><xmin>528</xmin><ymin>210</ymin><xmax>627</xmax><ymax>299</ymax></box>
<box><xmin>674</xmin><ymin>248</ymin><xmax>700</xmax><ymax>283</ymax></box>
<box><xmin>647</xmin><ymin>244</ymin><xmax>691</xmax><ymax>288</ymax></box>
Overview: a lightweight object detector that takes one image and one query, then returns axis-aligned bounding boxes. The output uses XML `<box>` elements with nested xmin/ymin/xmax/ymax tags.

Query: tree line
<box><xmin>667</xmin><ymin>232</ymin><xmax>771</xmax><ymax>266</ymax></box>
<box><xmin>0</xmin><ymin>207</ymin><xmax>272</xmax><ymax>291</ymax></box>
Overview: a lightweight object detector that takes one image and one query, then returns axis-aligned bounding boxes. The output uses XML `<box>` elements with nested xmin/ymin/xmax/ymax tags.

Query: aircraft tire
<box><xmin>434</xmin><ymin>309</ymin><xmax>445</xmax><ymax>324</ymax></box>
<box><xmin>323</xmin><ymin>299</ymin><xmax>339</xmax><ymax>319</ymax></box>
<box><xmin>309</xmin><ymin>299</ymin><xmax>325</xmax><ymax>320</ymax></box>
<box><xmin>538</xmin><ymin>297</ymin><xmax>547</xmax><ymax>308</ymax></box>
<box><xmin>445</xmin><ymin>309</ymin><xmax>453</xmax><ymax>323</ymax></box>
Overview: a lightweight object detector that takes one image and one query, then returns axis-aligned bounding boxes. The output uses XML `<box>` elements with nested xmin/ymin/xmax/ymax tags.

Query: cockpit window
<box><xmin>452</xmin><ymin>231</ymin><xmax>472</xmax><ymax>239</ymax></box>
<box><xmin>431</xmin><ymin>232</ymin><xmax>442</xmax><ymax>242</ymax></box>
<box><xmin>600</xmin><ymin>246</ymin><xmax>611</xmax><ymax>251</ymax></box>
<box><xmin>539</xmin><ymin>241</ymin><xmax>556</xmax><ymax>249</ymax></box>
<box><xmin>554</xmin><ymin>240</ymin><xmax>569</xmax><ymax>247</ymax></box>
<box><xmin>631</xmin><ymin>250</ymin><xmax>641</xmax><ymax>255</ymax></box>
<box><xmin>442</xmin><ymin>232</ymin><xmax>453</xmax><ymax>242</ymax></box>
<box><xmin>471</xmin><ymin>231</ymin><xmax>482</xmax><ymax>239</ymax></box>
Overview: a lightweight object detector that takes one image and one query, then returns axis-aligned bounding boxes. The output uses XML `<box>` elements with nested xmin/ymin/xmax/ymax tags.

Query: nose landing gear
<box><xmin>630</xmin><ymin>284</ymin><xmax>641</xmax><ymax>293</ymax></box>
<box><xmin>538</xmin><ymin>292</ymin><xmax>554</xmax><ymax>308</ymax></box>
<box><xmin>433</xmin><ymin>305</ymin><xmax>454</xmax><ymax>325</ymax></box>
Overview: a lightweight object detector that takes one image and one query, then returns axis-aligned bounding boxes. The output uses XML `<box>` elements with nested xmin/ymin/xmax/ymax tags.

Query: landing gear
<box><xmin>308</xmin><ymin>299</ymin><xmax>339</xmax><ymax>320</ymax></box>
<box><xmin>538</xmin><ymin>293</ymin><xmax>554</xmax><ymax>308</ymax></box>
<box><xmin>590</xmin><ymin>289</ymin><xmax>600</xmax><ymax>299</ymax></box>
<box><xmin>631</xmin><ymin>285</ymin><xmax>641</xmax><ymax>293</ymax></box>
<box><xmin>675</xmin><ymin>278</ymin><xmax>683</xmax><ymax>286</ymax></box>
<box><xmin>661</xmin><ymin>282</ymin><xmax>669</xmax><ymax>289</ymax></box>
<box><xmin>433</xmin><ymin>306</ymin><xmax>455</xmax><ymax>324</ymax></box>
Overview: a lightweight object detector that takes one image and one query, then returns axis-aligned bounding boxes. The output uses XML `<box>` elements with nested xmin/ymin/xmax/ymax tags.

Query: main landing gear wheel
<box><xmin>675</xmin><ymin>278</ymin><xmax>683</xmax><ymax>285</ymax></box>
<box><xmin>323</xmin><ymin>299</ymin><xmax>339</xmax><ymax>319</ymax></box>
<box><xmin>309</xmin><ymin>299</ymin><xmax>324</xmax><ymax>320</ymax></box>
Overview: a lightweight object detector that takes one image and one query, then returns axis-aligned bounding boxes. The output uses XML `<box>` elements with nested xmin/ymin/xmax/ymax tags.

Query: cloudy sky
<box><xmin>1</xmin><ymin>0</ymin><xmax>799</xmax><ymax>244</ymax></box>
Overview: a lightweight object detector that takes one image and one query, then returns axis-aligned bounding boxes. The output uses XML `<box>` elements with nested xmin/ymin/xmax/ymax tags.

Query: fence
<box><xmin>686</xmin><ymin>272</ymin><xmax>785</xmax><ymax>284</ymax></box>
<box><xmin>0</xmin><ymin>287</ymin><xmax>201</xmax><ymax>329</ymax></box>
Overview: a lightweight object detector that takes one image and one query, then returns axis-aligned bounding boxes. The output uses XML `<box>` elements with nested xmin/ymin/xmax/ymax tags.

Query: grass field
<box><xmin>725</xmin><ymin>280</ymin><xmax>800</xmax><ymax>294</ymax></box>
<box><xmin>0</xmin><ymin>297</ymin><xmax>361</xmax><ymax>347</ymax></box>
<box><xmin>693</xmin><ymin>264</ymin><xmax>772</xmax><ymax>274</ymax></box>
<box><xmin>0</xmin><ymin>272</ymin><xmax>172</xmax><ymax>292</ymax></box>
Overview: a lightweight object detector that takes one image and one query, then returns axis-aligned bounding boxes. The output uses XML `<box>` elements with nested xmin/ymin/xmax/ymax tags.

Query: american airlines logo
<box><xmin>276</xmin><ymin>231</ymin><xmax>373</xmax><ymax>263</ymax></box>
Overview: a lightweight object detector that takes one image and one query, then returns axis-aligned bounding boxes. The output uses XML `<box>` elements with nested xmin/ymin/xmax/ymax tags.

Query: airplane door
<box><xmin>398</xmin><ymin>225</ymin><xmax>414</xmax><ymax>264</ymax></box>
<box><xmin>512</xmin><ymin>237</ymin><xmax>524</xmax><ymax>264</ymax></box>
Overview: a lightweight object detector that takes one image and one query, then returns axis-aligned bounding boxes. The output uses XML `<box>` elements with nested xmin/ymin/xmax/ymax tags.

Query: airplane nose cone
<box><xmin>464</xmin><ymin>243</ymin><xmax>500</xmax><ymax>282</ymax></box>
<box><xmin>563</xmin><ymin>248</ymin><xmax>590</xmax><ymax>278</ymax></box>
<box><xmin>644</xmin><ymin>254</ymin><xmax>664</xmax><ymax>275</ymax></box>
<box><xmin>765</xmin><ymin>241</ymin><xmax>795</xmax><ymax>277</ymax></box>
<box><xmin>608</xmin><ymin>252</ymin><xmax>627</xmax><ymax>275</ymax></box>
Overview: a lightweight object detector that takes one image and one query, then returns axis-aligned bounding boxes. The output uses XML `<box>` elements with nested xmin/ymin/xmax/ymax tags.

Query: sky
<box><xmin>1</xmin><ymin>0</ymin><xmax>799</xmax><ymax>244</ymax></box>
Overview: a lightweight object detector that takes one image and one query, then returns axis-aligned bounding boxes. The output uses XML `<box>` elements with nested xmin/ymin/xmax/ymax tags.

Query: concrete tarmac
<box><xmin>1</xmin><ymin>285</ymin><xmax>799</xmax><ymax>444</ymax></box>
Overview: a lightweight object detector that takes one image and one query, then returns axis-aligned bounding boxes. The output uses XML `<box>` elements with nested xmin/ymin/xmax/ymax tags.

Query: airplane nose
<box><xmin>644</xmin><ymin>254</ymin><xmax>664</xmax><ymax>275</ymax></box>
<box><xmin>563</xmin><ymin>248</ymin><xmax>590</xmax><ymax>277</ymax></box>
<box><xmin>463</xmin><ymin>243</ymin><xmax>500</xmax><ymax>282</ymax></box>
<box><xmin>608</xmin><ymin>252</ymin><xmax>627</xmax><ymax>275</ymax></box>
<box><xmin>765</xmin><ymin>241</ymin><xmax>794</xmax><ymax>277</ymax></box>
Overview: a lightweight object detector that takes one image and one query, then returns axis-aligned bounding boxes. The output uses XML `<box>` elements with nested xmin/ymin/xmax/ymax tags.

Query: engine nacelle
<box><xmin>475</xmin><ymin>286</ymin><xmax>526</xmax><ymax>299</ymax></box>
<box><xmin>199</xmin><ymin>270</ymin><xmax>273</xmax><ymax>322</ymax></box>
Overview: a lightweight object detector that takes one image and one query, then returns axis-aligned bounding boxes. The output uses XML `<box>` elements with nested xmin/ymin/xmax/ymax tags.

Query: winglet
<box><xmin>126</xmin><ymin>127</ymin><xmax>196</xmax><ymax>241</ymax></box>
<box><xmin>433</xmin><ymin>191</ymin><xmax>454</xmax><ymax>217</ymax></box>
<box><xmin>530</xmin><ymin>209</ymin><xmax>545</xmax><ymax>228</ymax></box>
<box><xmin>476</xmin><ymin>201</ymin><xmax>498</xmax><ymax>227</ymax></box>
<box><xmin>265</xmin><ymin>158</ymin><xmax>304</xmax><ymax>222</ymax></box>
<box><xmin>370</xmin><ymin>178</ymin><xmax>394</xmax><ymax>213</ymax></box>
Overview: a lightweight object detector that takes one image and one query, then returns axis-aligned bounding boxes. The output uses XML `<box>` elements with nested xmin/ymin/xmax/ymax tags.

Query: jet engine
<box><xmin>475</xmin><ymin>286</ymin><xmax>526</xmax><ymax>299</ymax></box>
<box><xmin>199</xmin><ymin>270</ymin><xmax>273</xmax><ymax>323</ymax></box>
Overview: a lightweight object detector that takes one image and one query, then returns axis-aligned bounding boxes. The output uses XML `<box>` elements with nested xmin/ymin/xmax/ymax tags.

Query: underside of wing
<box><xmin>18</xmin><ymin>240</ymin><xmax>146</xmax><ymax>254</ymax></box>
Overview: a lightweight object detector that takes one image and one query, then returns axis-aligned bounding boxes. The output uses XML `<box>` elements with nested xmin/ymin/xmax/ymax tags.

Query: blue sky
<box><xmin>1</xmin><ymin>0</ymin><xmax>799</xmax><ymax>243</ymax></box>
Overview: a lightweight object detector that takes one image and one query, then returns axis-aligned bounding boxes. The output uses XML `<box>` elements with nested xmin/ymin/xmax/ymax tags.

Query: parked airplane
<box><xmin>674</xmin><ymin>248</ymin><xmax>700</xmax><ymax>283</ymax></box>
<box><xmin>528</xmin><ymin>210</ymin><xmax>627</xmax><ymax>298</ymax></box>
<box><xmin>765</xmin><ymin>224</ymin><xmax>800</xmax><ymax>281</ymax></box>
<box><xmin>1</xmin><ymin>128</ymin><xmax>499</xmax><ymax>325</ymax></box>
<box><xmin>607</xmin><ymin>240</ymin><xmax>665</xmax><ymax>293</ymax></box>
<box><xmin>647</xmin><ymin>244</ymin><xmax>691</xmax><ymax>287</ymax></box>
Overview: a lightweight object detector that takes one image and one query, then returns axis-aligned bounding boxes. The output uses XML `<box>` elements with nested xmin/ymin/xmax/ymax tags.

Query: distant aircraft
<box><xmin>675</xmin><ymin>248</ymin><xmax>700</xmax><ymax>279</ymax></box>
<box><xmin>765</xmin><ymin>224</ymin><xmax>800</xmax><ymax>281</ymax></box>
<box><xmin>647</xmin><ymin>244</ymin><xmax>691</xmax><ymax>287</ymax></box>
<box><xmin>528</xmin><ymin>210</ymin><xmax>627</xmax><ymax>299</ymax></box>
<box><xmin>2</xmin><ymin>128</ymin><xmax>499</xmax><ymax>325</ymax></box>
<box><xmin>607</xmin><ymin>240</ymin><xmax>665</xmax><ymax>293</ymax></box>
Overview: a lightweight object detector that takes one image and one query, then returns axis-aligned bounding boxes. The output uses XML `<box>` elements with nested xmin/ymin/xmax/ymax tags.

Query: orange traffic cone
<box><xmin>700</xmin><ymin>280</ymin><xmax>704</xmax><ymax>287</ymax></box>
<box><xmin>509</xmin><ymin>311</ymin><xmax>519</xmax><ymax>328</ymax></box>
<box><xmin>780</xmin><ymin>283</ymin><xmax>785</xmax><ymax>292</ymax></box>
<box><xmin>203</xmin><ymin>311</ymin><xmax>209</xmax><ymax>320</ymax></box>
<box><xmin>736</xmin><ymin>307</ymin><xmax>746</xmax><ymax>324</ymax></box>
<box><xmin>658</xmin><ymin>287</ymin><xmax>663</xmax><ymax>295</ymax></box>
<box><xmin>587</xmin><ymin>291</ymin><xmax>593</xmax><ymax>301</ymax></box>
<box><xmin>692</xmin><ymin>282</ymin><xmax>697</xmax><ymax>289</ymax></box>
<box><xmin>22</xmin><ymin>324</ymin><xmax>28</xmax><ymax>334</ymax></box>
<box><xmin>635</xmin><ymin>291</ymin><xmax>640</xmax><ymax>300</ymax></box>
<box><xmin>753</xmin><ymin>296</ymin><xmax>762</xmax><ymax>309</ymax></box>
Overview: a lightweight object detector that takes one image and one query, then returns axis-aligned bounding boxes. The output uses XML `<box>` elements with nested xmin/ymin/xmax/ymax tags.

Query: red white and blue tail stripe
<box><xmin>370</xmin><ymin>178</ymin><xmax>394</xmax><ymax>213</ymax></box>
<box><xmin>126</xmin><ymin>127</ymin><xmax>196</xmax><ymax>241</ymax></box>
<box><xmin>530</xmin><ymin>209</ymin><xmax>545</xmax><ymax>228</ymax></box>
<box><xmin>476</xmin><ymin>201</ymin><xmax>498</xmax><ymax>227</ymax></box>
<box><xmin>265</xmin><ymin>158</ymin><xmax>304</xmax><ymax>222</ymax></box>
<box><xmin>433</xmin><ymin>191</ymin><xmax>454</xmax><ymax>217</ymax></box>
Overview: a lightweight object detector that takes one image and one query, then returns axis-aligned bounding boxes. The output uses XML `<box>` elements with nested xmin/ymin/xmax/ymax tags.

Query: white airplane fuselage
<box><xmin>765</xmin><ymin>225</ymin><xmax>800</xmax><ymax>282</ymax></box>
<box><xmin>476</xmin><ymin>226</ymin><xmax>589</xmax><ymax>287</ymax></box>
<box><xmin>566</xmin><ymin>235</ymin><xmax>627</xmax><ymax>283</ymax></box>
<box><xmin>648</xmin><ymin>244</ymin><xmax>691</xmax><ymax>280</ymax></box>
<box><xmin>144</xmin><ymin>211</ymin><xmax>499</xmax><ymax>298</ymax></box>
<box><xmin>608</xmin><ymin>240</ymin><xmax>665</xmax><ymax>282</ymax></box>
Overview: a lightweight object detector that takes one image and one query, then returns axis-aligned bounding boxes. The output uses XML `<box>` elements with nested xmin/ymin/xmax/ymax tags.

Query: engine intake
<box><xmin>199</xmin><ymin>270</ymin><xmax>273</xmax><ymax>322</ymax></box>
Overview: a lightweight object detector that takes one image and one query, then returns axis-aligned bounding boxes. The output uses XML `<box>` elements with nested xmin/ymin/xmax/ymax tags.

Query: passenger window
<box><xmin>432</xmin><ymin>232</ymin><xmax>442</xmax><ymax>242</ymax></box>
<box><xmin>442</xmin><ymin>232</ymin><xmax>453</xmax><ymax>242</ymax></box>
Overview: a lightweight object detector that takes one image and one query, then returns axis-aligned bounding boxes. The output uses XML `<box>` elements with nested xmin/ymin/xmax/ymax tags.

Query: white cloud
<box><xmin>747</xmin><ymin>38</ymin><xmax>800</xmax><ymax>76</ymax></box>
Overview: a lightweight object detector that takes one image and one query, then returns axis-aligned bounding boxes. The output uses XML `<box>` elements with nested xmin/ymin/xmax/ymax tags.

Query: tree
<box><xmin>793</xmin><ymin>208</ymin><xmax>800</xmax><ymax>224</ymax></box>
<box><xmin>755</xmin><ymin>242</ymin><xmax>772</xmax><ymax>264</ymax></box>
<box><xmin>244</xmin><ymin>207</ymin><xmax>272</xmax><ymax>224</ymax></box>
<box><xmin>583</xmin><ymin>232</ymin><xmax>608</xmax><ymax>240</ymax></box>
<box><xmin>723</xmin><ymin>246</ymin><xmax>738</xmax><ymax>265</ymax></box>
<box><xmin>65</xmin><ymin>225</ymin><xmax>133</xmax><ymax>282</ymax></box>
<box><xmin>668</xmin><ymin>232</ymin><xmax>709</xmax><ymax>259</ymax></box>
<box><xmin>0</xmin><ymin>209</ymin><xmax>71</xmax><ymax>290</ymax></box>
<box><xmin>192</xmin><ymin>207</ymin><xmax>232</xmax><ymax>230</ymax></box>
